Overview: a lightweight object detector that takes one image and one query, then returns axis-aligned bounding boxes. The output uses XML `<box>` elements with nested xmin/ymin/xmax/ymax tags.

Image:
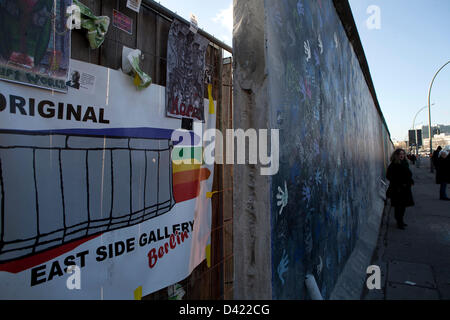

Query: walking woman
<box><xmin>386</xmin><ymin>149</ymin><xmax>415</xmax><ymax>229</ymax></box>
<box><xmin>436</xmin><ymin>149</ymin><xmax>450</xmax><ymax>200</ymax></box>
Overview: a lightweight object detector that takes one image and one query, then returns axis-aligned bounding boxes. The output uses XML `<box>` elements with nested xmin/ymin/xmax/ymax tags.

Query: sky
<box><xmin>157</xmin><ymin>0</ymin><xmax>450</xmax><ymax>142</ymax></box>
<box><xmin>348</xmin><ymin>0</ymin><xmax>450</xmax><ymax>142</ymax></box>
<box><xmin>157</xmin><ymin>0</ymin><xmax>233</xmax><ymax>47</ymax></box>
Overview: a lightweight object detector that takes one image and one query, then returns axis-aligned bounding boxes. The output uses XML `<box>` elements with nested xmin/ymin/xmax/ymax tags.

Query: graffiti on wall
<box><xmin>166</xmin><ymin>19</ymin><xmax>209</xmax><ymax>122</ymax></box>
<box><xmin>0</xmin><ymin>0</ymin><xmax>71</xmax><ymax>92</ymax></box>
<box><xmin>266</xmin><ymin>0</ymin><xmax>388</xmax><ymax>299</ymax></box>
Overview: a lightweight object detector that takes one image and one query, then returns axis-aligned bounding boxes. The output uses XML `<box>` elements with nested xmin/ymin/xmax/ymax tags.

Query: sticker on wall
<box><xmin>113</xmin><ymin>9</ymin><xmax>133</xmax><ymax>35</ymax></box>
<box><xmin>0</xmin><ymin>0</ymin><xmax>72</xmax><ymax>92</ymax></box>
<box><xmin>66</xmin><ymin>67</ymin><xmax>96</xmax><ymax>94</ymax></box>
<box><xmin>126</xmin><ymin>0</ymin><xmax>142</xmax><ymax>13</ymax></box>
<box><xmin>166</xmin><ymin>19</ymin><xmax>209</xmax><ymax>122</ymax></box>
<box><xmin>189</xmin><ymin>14</ymin><xmax>199</xmax><ymax>33</ymax></box>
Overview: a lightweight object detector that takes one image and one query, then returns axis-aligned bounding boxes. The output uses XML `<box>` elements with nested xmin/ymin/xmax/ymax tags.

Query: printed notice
<box><xmin>126</xmin><ymin>0</ymin><xmax>142</xmax><ymax>13</ymax></box>
<box><xmin>113</xmin><ymin>9</ymin><xmax>133</xmax><ymax>35</ymax></box>
<box><xmin>66</xmin><ymin>68</ymin><xmax>96</xmax><ymax>94</ymax></box>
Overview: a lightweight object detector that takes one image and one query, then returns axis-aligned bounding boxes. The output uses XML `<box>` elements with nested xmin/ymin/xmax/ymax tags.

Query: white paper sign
<box><xmin>190</xmin><ymin>13</ymin><xmax>199</xmax><ymax>33</ymax></box>
<box><xmin>67</xmin><ymin>68</ymin><xmax>96</xmax><ymax>94</ymax></box>
<box><xmin>0</xmin><ymin>59</ymin><xmax>215</xmax><ymax>299</ymax></box>
<box><xmin>126</xmin><ymin>0</ymin><xmax>142</xmax><ymax>13</ymax></box>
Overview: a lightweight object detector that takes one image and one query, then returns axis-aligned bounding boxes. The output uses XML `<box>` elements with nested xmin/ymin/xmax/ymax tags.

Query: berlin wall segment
<box><xmin>233</xmin><ymin>0</ymin><xmax>390</xmax><ymax>299</ymax></box>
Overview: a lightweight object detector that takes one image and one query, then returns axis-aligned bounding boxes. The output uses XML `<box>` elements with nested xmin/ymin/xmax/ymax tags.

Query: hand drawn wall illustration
<box><xmin>0</xmin><ymin>129</ymin><xmax>175</xmax><ymax>263</ymax></box>
<box><xmin>166</xmin><ymin>19</ymin><xmax>209</xmax><ymax>121</ymax></box>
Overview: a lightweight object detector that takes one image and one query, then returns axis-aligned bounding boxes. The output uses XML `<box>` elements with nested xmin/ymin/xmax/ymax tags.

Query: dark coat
<box><xmin>432</xmin><ymin>150</ymin><xmax>441</xmax><ymax>168</ymax></box>
<box><xmin>386</xmin><ymin>161</ymin><xmax>414</xmax><ymax>207</ymax></box>
<box><xmin>436</xmin><ymin>156</ymin><xmax>450</xmax><ymax>184</ymax></box>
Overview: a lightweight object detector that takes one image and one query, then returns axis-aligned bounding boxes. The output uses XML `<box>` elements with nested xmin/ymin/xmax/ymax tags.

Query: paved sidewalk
<box><xmin>364</xmin><ymin>160</ymin><xmax>450</xmax><ymax>300</ymax></box>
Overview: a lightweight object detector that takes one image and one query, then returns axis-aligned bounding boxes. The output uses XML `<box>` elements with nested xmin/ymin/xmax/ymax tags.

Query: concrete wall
<box><xmin>233</xmin><ymin>0</ymin><xmax>393</xmax><ymax>299</ymax></box>
<box><xmin>232</xmin><ymin>0</ymin><xmax>273</xmax><ymax>300</ymax></box>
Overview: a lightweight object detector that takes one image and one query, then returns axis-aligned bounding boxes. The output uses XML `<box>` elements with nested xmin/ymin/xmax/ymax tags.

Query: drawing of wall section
<box><xmin>0</xmin><ymin>130</ymin><xmax>175</xmax><ymax>263</ymax></box>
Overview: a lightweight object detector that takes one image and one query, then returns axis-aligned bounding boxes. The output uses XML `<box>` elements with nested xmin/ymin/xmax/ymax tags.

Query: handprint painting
<box><xmin>0</xmin><ymin>0</ymin><xmax>71</xmax><ymax>92</ymax></box>
<box><xmin>268</xmin><ymin>0</ymin><xmax>386</xmax><ymax>299</ymax></box>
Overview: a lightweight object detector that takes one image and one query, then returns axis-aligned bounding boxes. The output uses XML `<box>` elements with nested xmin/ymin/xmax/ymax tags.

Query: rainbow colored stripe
<box><xmin>172</xmin><ymin>146</ymin><xmax>211</xmax><ymax>203</ymax></box>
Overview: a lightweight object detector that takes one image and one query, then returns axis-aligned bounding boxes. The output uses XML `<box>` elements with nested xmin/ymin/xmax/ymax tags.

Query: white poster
<box><xmin>0</xmin><ymin>59</ymin><xmax>215</xmax><ymax>299</ymax></box>
<box><xmin>127</xmin><ymin>0</ymin><xmax>142</xmax><ymax>13</ymax></box>
<box><xmin>66</xmin><ymin>67</ymin><xmax>96</xmax><ymax>94</ymax></box>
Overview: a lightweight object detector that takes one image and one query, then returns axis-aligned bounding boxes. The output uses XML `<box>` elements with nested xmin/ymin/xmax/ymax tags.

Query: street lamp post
<box><xmin>428</xmin><ymin>60</ymin><xmax>450</xmax><ymax>172</ymax></box>
<box><xmin>412</xmin><ymin>104</ymin><xmax>434</xmax><ymax>156</ymax></box>
<box><xmin>412</xmin><ymin>104</ymin><xmax>434</xmax><ymax>131</ymax></box>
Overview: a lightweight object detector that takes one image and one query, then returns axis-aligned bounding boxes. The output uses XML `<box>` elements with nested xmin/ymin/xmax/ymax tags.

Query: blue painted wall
<box><xmin>266</xmin><ymin>0</ymin><xmax>391</xmax><ymax>299</ymax></box>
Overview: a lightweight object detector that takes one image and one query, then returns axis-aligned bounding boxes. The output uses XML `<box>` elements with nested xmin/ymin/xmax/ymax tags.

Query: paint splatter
<box><xmin>297</xmin><ymin>0</ymin><xmax>305</xmax><ymax>16</ymax></box>
<box><xmin>287</xmin><ymin>23</ymin><xmax>296</xmax><ymax>46</ymax></box>
<box><xmin>290</xmin><ymin>163</ymin><xmax>301</xmax><ymax>185</ymax></box>
<box><xmin>277</xmin><ymin>250</ymin><xmax>289</xmax><ymax>285</ymax></box>
<box><xmin>318</xmin><ymin>34</ymin><xmax>324</xmax><ymax>54</ymax></box>
<box><xmin>326</xmin><ymin>256</ymin><xmax>332</xmax><ymax>270</ymax></box>
<box><xmin>317</xmin><ymin>256</ymin><xmax>323</xmax><ymax>276</ymax></box>
<box><xmin>314</xmin><ymin>50</ymin><xmax>320</xmax><ymax>66</ymax></box>
<box><xmin>304</xmin><ymin>40</ymin><xmax>311</xmax><ymax>62</ymax></box>
<box><xmin>313</xmin><ymin>141</ymin><xmax>320</xmax><ymax>156</ymax></box>
<box><xmin>274</xmin><ymin>9</ymin><xmax>283</xmax><ymax>28</ymax></box>
<box><xmin>304</xmin><ymin>211</ymin><xmax>313</xmax><ymax>255</ymax></box>
<box><xmin>314</xmin><ymin>107</ymin><xmax>320</xmax><ymax>121</ymax></box>
<box><xmin>334</xmin><ymin>32</ymin><xmax>339</xmax><ymax>48</ymax></box>
<box><xmin>294</xmin><ymin>246</ymin><xmax>305</xmax><ymax>263</ymax></box>
<box><xmin>277</xmin><ymin>110</ymin><xmax>283</xmax><ymax>125</ymax></box>
<box><xmin>302</xmin><ymin>182</ymin><xmax>312</xmax><ymax>206</ymax></box>
<box><xmin>300</xmin><ymin>77</ymin><xmax>312</xmax><ymax>100</ymax></box>
<box><xmin>314</xmin><ymin>168</ymin><xmax>322</xmax><ymax>185</ymax></box>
